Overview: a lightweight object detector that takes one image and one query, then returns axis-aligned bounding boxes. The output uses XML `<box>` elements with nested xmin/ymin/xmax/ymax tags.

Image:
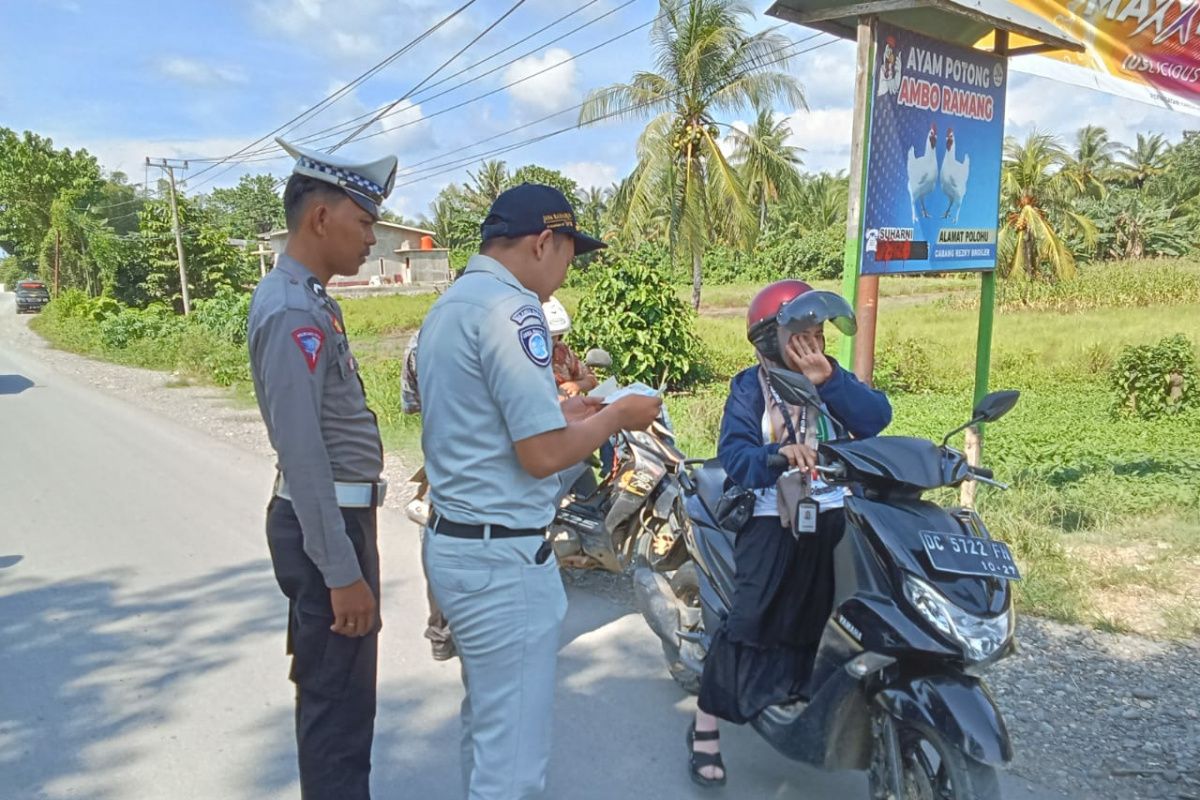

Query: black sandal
<box><xmin>687</xmin><ymin>720</ymin><xmax>727</xmax><ymax>788</ymax></box>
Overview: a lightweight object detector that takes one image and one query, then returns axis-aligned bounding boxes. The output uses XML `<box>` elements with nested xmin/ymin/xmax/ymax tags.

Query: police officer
<box><xmin>418</xmin><ymin>183</ymin><xmax>663</xmax><ymax>799</ymax></box>
<box><xmin>248</xmin><ymin>137</ymin><xmax>397</xmax><ymax>800</ymax></box>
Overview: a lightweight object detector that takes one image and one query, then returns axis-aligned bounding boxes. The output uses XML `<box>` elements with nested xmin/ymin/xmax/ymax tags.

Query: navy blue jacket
<box><xmin>717</xmin><ymin>361</ymin><xmax>892</xmax><ymax>490</ymax></box>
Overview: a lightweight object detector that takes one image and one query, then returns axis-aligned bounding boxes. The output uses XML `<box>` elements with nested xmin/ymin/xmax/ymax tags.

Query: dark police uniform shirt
<box><xmin>248</xmin><ymin>253</ymin><xmax>383</xmax><ymax>588</ymax></box>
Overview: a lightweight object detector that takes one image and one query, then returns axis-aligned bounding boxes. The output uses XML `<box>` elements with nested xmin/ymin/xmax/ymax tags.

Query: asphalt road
<box><xmin>0</xmin><ymin>292</ymin><xmax>1069</xmax><ymax>800</ymax></box>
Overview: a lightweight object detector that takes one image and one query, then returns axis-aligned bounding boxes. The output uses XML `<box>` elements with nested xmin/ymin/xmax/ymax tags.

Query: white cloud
<box><xmin>503</xmin><ymin>48</ymin><xmax>580</xmax><ymax>114</ymax></box>
<box><xmin>559</xmin><ymin>160</ymin><xmax>617</xmax><ymax>189</ymax></box>
<box><xmin>784</xmin><ymin>107</ymin><xmax>855</xmax><ymax>174</ymax></box>
<box><xmin>157</xmin><ymin>57</ymin><xmax>247</xmax><ymax>87</ymax></box>
<box><xmin>252</xmin><ymin>0</ymin><xmax>471</xmax><ymax>61</ymax></box>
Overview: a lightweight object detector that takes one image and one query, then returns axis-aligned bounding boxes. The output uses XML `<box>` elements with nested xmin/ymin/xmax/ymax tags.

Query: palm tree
<box><xmin>579</xmin><ymin>185</ymin><xmax>608</xmax><ymax>238</ymax></box>
<box><xmin>782</xmin><ymin>171</ymin><xmax>848</xmax><ymax>231</ymax></box>
<box><xmin>1117</xmin><ymin>132</ymin><xmax>1170</xmax><ymax>189</ymax></box>
<box><xmin>999</xmin><ymin>132</ymin><xmax>1096</xmax><ymax>282</ymax></box>
<box><xmin>729</xmin><ymin>106</ymin><xmax>804</xmax><ymax>229</ymax></box>
<box><xmin>1061</xmin><ymin>124</ymin><xmax>1119</xmax><ymax>199</ymax></box>
<box><xmin>465</xmin><ymin>159</ymin><xmax>508</xmax><ymax>213</ymax></box>
<box><xmin>579</xmin><ymin>0</ymin><xmax>804</xmax><ymax>308</ymax></box>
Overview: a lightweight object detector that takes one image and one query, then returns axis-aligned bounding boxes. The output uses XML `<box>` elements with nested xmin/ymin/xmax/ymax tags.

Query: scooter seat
<box><xmin>692</xmin><ymin>459</ymin><xmax>728</xmax><ymax>517</ymax></box>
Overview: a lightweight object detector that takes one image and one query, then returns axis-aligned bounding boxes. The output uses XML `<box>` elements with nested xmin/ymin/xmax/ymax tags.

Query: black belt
<box><xmin>430</xmin><ymin>512</ymin><xmax>543</xmax><ymax>539</ymax></box>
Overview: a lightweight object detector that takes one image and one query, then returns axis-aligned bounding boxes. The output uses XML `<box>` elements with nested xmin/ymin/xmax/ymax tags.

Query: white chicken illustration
<box><xmin>940</xmin><ymin>127</ymin><xmax>970</xmax><ymax>223</ymax></box>
<box><xmin>876</xmin><ymin>35</ymin><xmax>903</xmax><ymax>97</ymax></box>
<box><xmin>906</xmin><ymin>123</ymin><xmax>939</xmax><ymax>222</ymax></box>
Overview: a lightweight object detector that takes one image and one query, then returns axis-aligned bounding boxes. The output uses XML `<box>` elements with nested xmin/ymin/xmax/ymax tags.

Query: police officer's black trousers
<box><xmin>266</xmin><ymin>498</ymin><xmax>380</xmax><ymax>800</ymax></box>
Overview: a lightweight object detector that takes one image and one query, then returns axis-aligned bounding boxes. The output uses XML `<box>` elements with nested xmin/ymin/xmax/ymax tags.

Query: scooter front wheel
<box><xmin>869</xmin><ymin>721</ymin><xmax>1001</xmax><ymax>800</ymax></box>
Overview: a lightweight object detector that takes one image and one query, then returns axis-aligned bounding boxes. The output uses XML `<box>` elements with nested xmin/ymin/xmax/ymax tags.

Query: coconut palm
<box><xmin>728</xmin><ymin>106</ymin><xmax>804</xmax><ymax>229</ymax></box>
<box><xmin>579</xmin><ymin>185</ymin><xmax>608</xmax><ymax>238</ymax></box>
<box><xmin>1061</xmin><ymin>124</ymin><xmax>1119</xmax><ymax>199</ymax></box>
<box><xmin>782</xmin><ymin>171</ymin><xmax>848</xmax><ymax>232</ymax></box>
<box><xmin>579</xmin><ymin>0</ymin><xmax>804</xmax><ymax>308</ymax></box>
<box><xmin>999</xmin><ymin>132</ymin><xmax>1096</xmax><ymax>282</ymax></box>
<box><xmin>465</xmin><ymin>159</ymin><xmax>508</xmax><ymax>213</ymax></box>
<box><xmin>1117</xmin><ymin>132</ymin><xmax>1170</xmax><ymax>189</ymax></box>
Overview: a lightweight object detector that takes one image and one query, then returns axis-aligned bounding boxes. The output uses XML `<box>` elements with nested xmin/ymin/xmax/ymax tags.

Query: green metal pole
<box><xmin>973</xmin><ymin>269</ymin><xmax>997</xmax><ymax>410</ymax></box>
<box><xmin>839</xmin><ymin>18</ymin><xmax>876</xmax><ymax>367</ymax></box>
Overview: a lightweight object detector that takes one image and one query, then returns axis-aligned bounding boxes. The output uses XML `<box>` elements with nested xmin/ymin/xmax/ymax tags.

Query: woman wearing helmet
<box><xmin>687</xmin><ymin>280</ymin><xmax>892</xmax><ymax>787</ymax></box>
<box><xmin>543</xmin><ymin>296</ymin><xmax>597</xmax><ymax>397</ymax></box>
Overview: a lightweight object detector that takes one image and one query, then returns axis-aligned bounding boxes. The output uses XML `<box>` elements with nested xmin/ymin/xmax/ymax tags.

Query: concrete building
<box><xmin>264</xmin><ymin>220</ymin><xmax>452</xmax><ymax>287</ymax></box>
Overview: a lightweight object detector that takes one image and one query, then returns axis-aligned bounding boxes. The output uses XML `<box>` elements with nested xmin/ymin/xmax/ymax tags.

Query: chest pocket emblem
<box><xmin>518</xmin><ymin>324</ymin><xmax>551</xmax><ymax>367</ymax></box>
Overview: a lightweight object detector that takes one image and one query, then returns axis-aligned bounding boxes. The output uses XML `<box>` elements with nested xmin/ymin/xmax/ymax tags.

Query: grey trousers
<box><xmin>423</xmin><ymin>529</ymin><xmax>567</xmax><ymax>800</ymax></box>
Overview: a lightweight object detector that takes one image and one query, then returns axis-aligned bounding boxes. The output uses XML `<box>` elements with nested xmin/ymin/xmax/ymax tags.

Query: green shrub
<box><xmin>873</xmin><ymin>337</ymin><xmax>935</xmax><ymax>395</ymax></box>
<box><xmin>98</xmin><ymin>304</ymin><xmax>182</xmax><ymax>349</ymax></box>
<box><xmin>192</xmin><ymin>288</ymin><xmax>251</xmax><ymax>345</ymax></box>
<box><xmin>1109</xmin><ymin>333</ymin><xmax>1199</xmax><ymax>419</ymax></box>
<box><xmin>570</xmin><ymin>254</ymin><xmax>707</xmax><ymax>388</ymax></box>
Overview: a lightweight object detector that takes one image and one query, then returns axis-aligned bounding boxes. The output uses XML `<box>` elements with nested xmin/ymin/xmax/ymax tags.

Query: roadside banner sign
<box><xmin>861</xmin><ymin>22</ymin><xmax>1007</xmax><ymax>275</ymax></box>
<box><xmin>1007</xmin><ymin>0</ymin><xmax>1200</xmax><ymax>116</ymax></box>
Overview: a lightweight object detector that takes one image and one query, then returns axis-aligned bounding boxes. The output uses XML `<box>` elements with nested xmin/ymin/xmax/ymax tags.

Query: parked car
<box><xmin>15</xmin><ymin>280</ymin><xmax>50</xmax><ymax>314</ymax></box>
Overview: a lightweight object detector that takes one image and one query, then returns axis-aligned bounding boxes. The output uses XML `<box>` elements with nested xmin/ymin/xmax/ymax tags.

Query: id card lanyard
<box><xmin>767</xmin><ymin>385</ymin><xmax>819</xmax><ymax>536</ymax></box>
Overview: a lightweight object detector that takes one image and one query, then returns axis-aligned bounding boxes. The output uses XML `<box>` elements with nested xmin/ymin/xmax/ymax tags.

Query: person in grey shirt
<box><xmin>418</xmin><ymin>183</ymin><xmax>662</xmax><ymax>799</ymax></box>
<box><xmin>247</xmin><ymin>137</ymin><xmax>396</xmax><ymax>800</ymax></box>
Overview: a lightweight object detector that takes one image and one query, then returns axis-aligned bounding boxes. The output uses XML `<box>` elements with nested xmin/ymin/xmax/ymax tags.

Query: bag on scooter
<box><xmin>714</xmin><ymin>485</ymin><xmax>756</xmax><ymax>533</ymax></box>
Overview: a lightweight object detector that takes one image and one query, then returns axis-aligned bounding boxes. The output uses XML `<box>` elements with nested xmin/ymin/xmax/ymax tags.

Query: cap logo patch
<box><xmin>509</xmin><ymin>304</ymin><xmax>543</xmax><ymax>326</ymax></box>
<box><xmin>543</xmin><ymin>211</ymin><xmax>575</xmax><ymax>230</ymax></box>
<box><xmin>291</xmin><ymin>327</ymin><xmax>324</xmax><ymax>373</ymax></box>
<box><xmin>518</xmin><ymin>324</ymin><xmax>551</xmax><ymax>367</ymax></box>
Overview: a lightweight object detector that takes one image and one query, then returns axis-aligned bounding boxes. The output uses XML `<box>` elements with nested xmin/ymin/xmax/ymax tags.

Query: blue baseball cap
<box><xmin>480</xmin><ymin>183</ymin><xmax>606</xmax><ymax>255</ymax></box>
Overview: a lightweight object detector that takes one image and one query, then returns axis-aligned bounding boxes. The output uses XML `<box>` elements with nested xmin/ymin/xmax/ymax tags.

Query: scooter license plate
<box><xmin>920</xmin><ymin>531</ymin><xmax>1022</xmax><ymax>580</ymax></box>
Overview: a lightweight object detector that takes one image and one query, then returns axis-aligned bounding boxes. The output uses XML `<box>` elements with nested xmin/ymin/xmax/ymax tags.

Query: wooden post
<box><xmin>840</xmin><ymin>16</ymin><xmax>877</xmax><ymax>376</ymax></box>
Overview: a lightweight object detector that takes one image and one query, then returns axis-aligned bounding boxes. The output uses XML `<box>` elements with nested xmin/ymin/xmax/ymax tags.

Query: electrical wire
<box><xmin>199</xmin><ymin>0</ymin><xmax>640</xmax><ymax>166</ymax></box>
<box><xmin>330</xmin><ymin>0</ymin><xmax>528</xmax><ymax>152</ymax></box>
<box><xmin>180</xmin><ymin>0</ymin><xmax>481</xmax><ymax>188</ymax></box>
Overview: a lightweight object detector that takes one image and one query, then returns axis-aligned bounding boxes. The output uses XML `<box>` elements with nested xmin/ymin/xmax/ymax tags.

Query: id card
<box><xmin>793</xmin><ymin>497</ymin><xmax>819</xmax><ymax>539</ymax></box>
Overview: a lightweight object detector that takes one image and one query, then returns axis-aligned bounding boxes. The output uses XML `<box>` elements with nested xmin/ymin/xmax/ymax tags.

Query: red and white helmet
<box><xmin>747</xmin><ymin>279</ymin><xmax>812</xmax><ymax>360</ymax></box>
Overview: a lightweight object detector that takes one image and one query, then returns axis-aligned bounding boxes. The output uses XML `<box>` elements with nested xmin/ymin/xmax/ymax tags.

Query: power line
<box><xmin>330</xmin><ymin>0</ymin><xmax>528</xmax><ymax>152</ymax></box>
<box><xmin>200</xmin><ymin>0</ymin><xmax>638</xmax><ymax>166</ymax></box>
<box><xmin>394</xmin><ymin>31</ymin><xmax>830</xmax><ymax>180</ymax></box>
<box><xmin>180</xmin><ymin>0</ymin><xmax>481</xmax><ymax>189</ymax></box>
<box><xmin>392</xmin><ymin>35</ymin><xmax>838</xmax><ymax>190</ymax></box>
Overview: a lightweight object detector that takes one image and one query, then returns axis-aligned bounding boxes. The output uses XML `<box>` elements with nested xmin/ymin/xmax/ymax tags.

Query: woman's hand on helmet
<box><xmin>784</xmin><ymin>331</ymin><xmax>833</xmax><ymax>386</ymax></box>
<box><xmin>779</xmin><ymin>443</ymin><xmax>818</xmax><ymax>470</ymax></box>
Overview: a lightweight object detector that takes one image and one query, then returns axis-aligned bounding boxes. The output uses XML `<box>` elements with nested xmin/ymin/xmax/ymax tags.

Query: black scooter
<box><xmin>634</xmin><ymin>368</ymin><xmax>1022</xmax><ymax>799</ymax></box>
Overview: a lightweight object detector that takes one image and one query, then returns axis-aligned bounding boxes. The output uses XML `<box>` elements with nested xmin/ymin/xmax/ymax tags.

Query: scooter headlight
<box><xmin>903</xmin><ymin>575</ymin><xmax>1012</xmax><ymax>665</ymax></box>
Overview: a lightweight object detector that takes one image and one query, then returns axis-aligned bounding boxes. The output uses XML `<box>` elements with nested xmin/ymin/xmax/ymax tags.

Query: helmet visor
<box><xmin>777</xmin><ymin>291</ymin><xmax>857</xmax><ymax>337</ymax></box>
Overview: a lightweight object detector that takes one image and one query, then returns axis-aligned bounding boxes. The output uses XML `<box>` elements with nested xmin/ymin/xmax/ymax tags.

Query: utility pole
<box><xmin>53</xmin><ymin>230</ymin><xmax>61</xmax><ymax>296</ymax></box>
<box><xmin>253</xmin><ymin>242</ymin><xmax>274</xmax><ymax>278</ymax></box>
<box><xmin>146</xmin><ymin>157</ymin><xmax>192</xmax><ymax>314</ymax></box>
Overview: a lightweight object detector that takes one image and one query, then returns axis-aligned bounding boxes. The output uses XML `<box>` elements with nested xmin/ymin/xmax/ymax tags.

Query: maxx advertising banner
<box><xmin>1011</xmin><ymin>0</ymin><xmax>1200</xmax><ymax>115</ymax></box>
<box><xmin>861</xmin><ymin>24</ymin><xmax>1007</xmax><ymax>275</ymax></box>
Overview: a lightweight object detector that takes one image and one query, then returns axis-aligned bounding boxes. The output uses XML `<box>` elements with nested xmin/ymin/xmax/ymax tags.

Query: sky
<box><xmin>1</xmin><ymin>0</ymin><xmax>1196</xmax><ymax>222</ymax></box>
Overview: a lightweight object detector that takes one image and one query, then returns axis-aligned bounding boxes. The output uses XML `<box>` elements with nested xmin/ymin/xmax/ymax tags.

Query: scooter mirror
<box><xmin>767</xmin><ymin>367</ymin><xmax>821</xmax><ymax>408</ymax></box>
<box><xmin>585</xmin><ymin>348</ymin><xmax>613</xmax><ymax>369</ymax></box>
<box><xmin>972</xmin><ymin>390</ymin><xmax>1020</xmax><ymax>423</ymax></box>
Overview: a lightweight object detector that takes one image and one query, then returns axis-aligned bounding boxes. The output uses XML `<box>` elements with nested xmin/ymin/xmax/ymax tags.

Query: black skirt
<box><xmin>697</xmin><ymin>509</ymin><xmax>843</xmax><ymax>724</ymax></box>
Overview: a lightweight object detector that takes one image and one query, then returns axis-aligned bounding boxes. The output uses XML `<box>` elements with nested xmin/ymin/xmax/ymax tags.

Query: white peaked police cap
<box><xmin>277</xmin><ymin>137</ymin><xmax>398</xmax><ymax>219</ymax></box>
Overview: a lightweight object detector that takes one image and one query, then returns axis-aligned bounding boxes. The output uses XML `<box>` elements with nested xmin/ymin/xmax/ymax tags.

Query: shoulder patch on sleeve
<box><xmin>291</xmin><ymin>327</ymin><xmax>324</xmax><ymax>373</ymax></box>
<box><xmin>518</xmin><ymin>324</ymin><xmax>552</xmax><ymax>367</ymax></box>
<box><xmin>509</xmin><ymin>304</ymin><xmax>543</xmax><ymax>326</ymax></box>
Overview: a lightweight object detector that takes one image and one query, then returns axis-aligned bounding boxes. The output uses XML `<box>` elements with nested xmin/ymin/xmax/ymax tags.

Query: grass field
<box><xmin>338</xmin><ymin>261</ymin><xmax>1200</xmax><ymax>637</ymax></box>
<box><xmin>31</xmin><ymin>259</ymin><xmax>1200</xmax><ymax>637</ymax></box>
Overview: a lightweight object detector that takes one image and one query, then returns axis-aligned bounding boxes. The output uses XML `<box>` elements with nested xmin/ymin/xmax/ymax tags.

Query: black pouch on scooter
<box><xmin>714</xmin><ymin>485</ymin><xmax>756</xmax><ymax>533</ymax></box>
